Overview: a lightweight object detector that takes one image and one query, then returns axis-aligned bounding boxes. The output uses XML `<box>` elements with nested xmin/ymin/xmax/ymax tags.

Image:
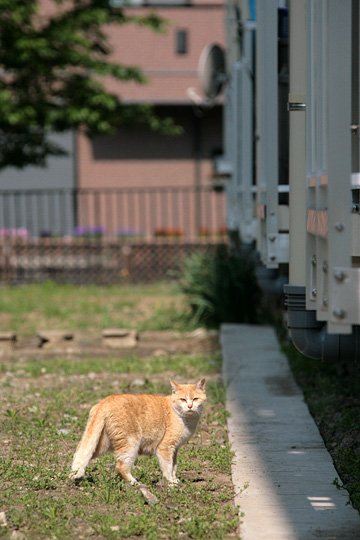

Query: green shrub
<box><xmin>180</xmin><ymin>245</ymin><xmax>261</xmax><ymax>328</ymax></box>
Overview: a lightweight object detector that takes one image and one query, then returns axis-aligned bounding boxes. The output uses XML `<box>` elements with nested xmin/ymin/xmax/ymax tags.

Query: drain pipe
<box><xmin>284</xmin><ymin>285</ymin><xmax>336</xmax><ymax>360</ymax></box>
<box><xmin>284</xmin><ymin>285</ymin><xmax>360</xmax><ymax>362</ymax></box>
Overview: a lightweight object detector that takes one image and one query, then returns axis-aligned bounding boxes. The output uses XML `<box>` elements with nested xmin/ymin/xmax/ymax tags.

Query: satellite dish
<box><xmin>198</xmin><ymin>43</ymin><xmax>226</xmax><ymax>100</ymax></box>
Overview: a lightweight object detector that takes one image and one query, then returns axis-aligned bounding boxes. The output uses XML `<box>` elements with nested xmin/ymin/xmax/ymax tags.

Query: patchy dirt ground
<box><xmin>0</xmin><ymin>349</ymin><xmax>239</xmax><ymax>539</ymax></box>
<box><xmin>0</xmin><ymin>328</ymin><xmax>220</xmax><ymax>360</ymax></box>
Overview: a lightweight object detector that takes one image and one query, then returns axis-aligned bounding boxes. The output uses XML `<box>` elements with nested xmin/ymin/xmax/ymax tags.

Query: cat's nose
<box><xmin>187</xmin><ymin>402</ymin><xmax>193</xmax><ymax>409</ymax></box>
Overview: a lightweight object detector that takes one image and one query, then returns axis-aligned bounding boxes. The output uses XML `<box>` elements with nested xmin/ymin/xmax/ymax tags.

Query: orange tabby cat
<box><xmin>70</xmin><ymin>379</ymin><xmax>206</xmax><ymax>486</ymax></box>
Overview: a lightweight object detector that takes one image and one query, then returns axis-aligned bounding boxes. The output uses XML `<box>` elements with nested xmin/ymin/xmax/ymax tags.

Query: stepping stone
<box><xmin>0</xmin><ymin>332</ymin><xmax>16</xmax><ymax>352</ymax></box>
<box><xmin>102</xmin><ymin>329</ymin><xmax>138</xmax><ymax>349</ymax></box>
<box><xmin>37</xmin><ymin>330</ymin><xmax>74</xmax><ymax>349</ymax></box>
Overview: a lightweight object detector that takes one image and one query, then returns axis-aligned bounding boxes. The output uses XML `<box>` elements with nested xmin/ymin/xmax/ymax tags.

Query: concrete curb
<box><xmin>221</xmin><ymin>324</ymin><xmax>360</xmax><ymax>540</ymax></box>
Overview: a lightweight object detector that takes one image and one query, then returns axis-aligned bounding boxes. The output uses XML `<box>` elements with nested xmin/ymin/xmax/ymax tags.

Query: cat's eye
<box><xmin>180</xmin><ymin>398</ymin><xmax>187</xmax><ymax>402</ymax></box>
<box><xmin>193</xmin><ymin>397</ymin><xmax>199</xmax><ymax>401</ymax></box>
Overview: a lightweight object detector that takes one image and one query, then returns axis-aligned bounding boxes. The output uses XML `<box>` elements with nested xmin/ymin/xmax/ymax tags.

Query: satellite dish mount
<box><xmin>198</xmin><ymin>43</ymin><xmax>226</xmax><ymax>100</ymax></box>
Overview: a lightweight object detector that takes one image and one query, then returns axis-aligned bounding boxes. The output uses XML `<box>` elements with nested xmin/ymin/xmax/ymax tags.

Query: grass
<box><xmin>2</xmin><ymin>278</ymin><xmax>359</xmax><ymax>535</ymax></box>
<box><xmin>0</xmin><ymin>281</ymin><xmax>195</xmax><ymax>336</ymax></box>
<box><xmin>0</xmin><ymin>352</ymin><xmax>238</xmax><ymax>539</ymax></box>
<box><xmin>0</xmin><ymin>281</ymin><xmax>238</xmax><ymax>539</ymax></box>
<box><xmin>283</xmin><ymin>340</ymin><xmax>360</xmax><ymax>512</ymax></box>
<box><xmin>1</xmin><ymin>353</ymin><xmax>222</xmax><ymax>379</ymax></box>
<box><xmin>3</xmin><ymin>277</ymin><xmax>359</xmax><ymax>536</ymax></box>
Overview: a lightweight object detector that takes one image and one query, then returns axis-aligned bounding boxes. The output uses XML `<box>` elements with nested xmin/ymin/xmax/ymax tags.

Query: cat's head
<box><xmin>170</xmin><ymin>379</ymin><xmax>206</xmax><ymax>417</ymax></box>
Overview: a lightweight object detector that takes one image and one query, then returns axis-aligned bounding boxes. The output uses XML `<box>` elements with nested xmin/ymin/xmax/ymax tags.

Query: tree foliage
<box><xmin>0</xmin><ymin>0</ymin><xmax>175</xmax><ymax>169</ymax></box>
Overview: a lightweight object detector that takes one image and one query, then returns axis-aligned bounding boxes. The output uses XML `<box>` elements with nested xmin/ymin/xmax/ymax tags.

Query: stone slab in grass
<box><xmin>0</xmin><ymin>332</ymin><xmax>16</xmax><ymax>352</ymax></box>
<box><xmin>102</xmin><ymin>329</ymin><xmax>138</xmax><ymax>349</ymax></box>
<box><xmin>37</xmin><ymin>330</ymin><xmax>74</xmax><ymax>349</ymax></box>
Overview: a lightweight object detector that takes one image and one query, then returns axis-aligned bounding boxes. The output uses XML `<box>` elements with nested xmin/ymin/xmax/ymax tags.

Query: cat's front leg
<box><xmin>171</xmin><ymin>448</ymin><xmax>180</xmax><ymax>485</ymax></box>
<box><xmin>156</xmin><ymin>445</ymin><xmax>179</xmax><ymax>486</ymax></box>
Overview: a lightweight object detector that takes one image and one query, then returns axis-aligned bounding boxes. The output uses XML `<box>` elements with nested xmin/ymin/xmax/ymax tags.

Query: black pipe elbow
<box><xmin>284</xmin><ymin>284</ymin><xmax>360</xmax><ymax>362</ymax></box>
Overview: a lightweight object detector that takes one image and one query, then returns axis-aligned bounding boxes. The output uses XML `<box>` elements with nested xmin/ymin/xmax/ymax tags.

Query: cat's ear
<box><xmin>196</xmin><ymin>378</ymin><xmax>206</xmax><ymax>391</ymax></box>
<box><xmin>170</xmin><ymin>380</ymin><xmax>179</xmax><ymax>393</ymax></box>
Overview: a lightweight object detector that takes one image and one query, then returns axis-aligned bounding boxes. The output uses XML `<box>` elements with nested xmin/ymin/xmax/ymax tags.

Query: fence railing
<box><xmin>0</xmin><ymin>185</ymin><xmax>226</xmax><ymax>284</ymax></box>
<box><xmin>0</xmin><ymin>185</ymin><xmax>226</xmax><ymax>241</ymax></box>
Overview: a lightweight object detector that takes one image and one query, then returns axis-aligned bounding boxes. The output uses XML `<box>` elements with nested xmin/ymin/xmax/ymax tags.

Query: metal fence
<box><xmin>0</xmin><ymin>185</ymin><xmax>226</xmax><ymax>239</ymax></box>
<box><xmin>0</xmin><ymin>185</ymin><xmax>226</xmax><ymax>284</ymax></box>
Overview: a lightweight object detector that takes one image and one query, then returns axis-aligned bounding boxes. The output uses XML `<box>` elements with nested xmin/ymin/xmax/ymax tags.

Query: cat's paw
<box><xmin>168</xmin><ymin>478</ymin><xmax>180</xmax><ymax>487</ymax></box>
<box><xmin>69</xmin><ymin>468</ymin><xmax>85</xmax><ymax>481</ymax></box>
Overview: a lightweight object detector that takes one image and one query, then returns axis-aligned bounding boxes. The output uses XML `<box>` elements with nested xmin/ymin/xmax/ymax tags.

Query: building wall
<box><xmin>0</xmin><ymin>132</ymin><xmax>76</xmax><ymax>235</ymax></box>
<box><xmin>78</xmin><ymin>105</ymin><xmax>223</xmax><ymax>189</ymax></box>
<box><xmin>0</xmin><ymin>132</ymin><xmax>75</xmax><ymax>191</ymax></box>
<box><xmin>105</xmin><ymin>4</ymin><xmax>225</xmax><ymax>104</ymax></box>
<box><xmin>77</xmin><ymin>4</ymin><xmax>225</xmax><ymax>191</ymax></box>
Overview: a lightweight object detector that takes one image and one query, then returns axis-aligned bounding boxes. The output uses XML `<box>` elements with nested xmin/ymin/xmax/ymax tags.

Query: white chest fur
<box><xmin>176</xmin><ymin>412</ymin><xmax>200</xmax><ymax>447</ymax></box>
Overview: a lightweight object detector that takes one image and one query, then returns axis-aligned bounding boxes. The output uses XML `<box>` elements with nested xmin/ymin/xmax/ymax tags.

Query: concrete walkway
<box><xmin>221</xmin><ymin>324</ymin><xmax>360</xmax><ymax>540</ymax></box>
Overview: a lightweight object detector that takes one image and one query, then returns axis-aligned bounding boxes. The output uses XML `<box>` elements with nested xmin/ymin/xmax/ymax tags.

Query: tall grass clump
<box><xmin>180</xmin><ymin>244</ymin><xmax>261</xmax><ymax>328</ymax></box>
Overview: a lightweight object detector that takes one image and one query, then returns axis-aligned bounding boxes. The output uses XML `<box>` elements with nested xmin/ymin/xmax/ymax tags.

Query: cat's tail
<box><xmin>70</xmin><ymin>403</ymin><xmax>107</xmax><ymax>480</ymax></box>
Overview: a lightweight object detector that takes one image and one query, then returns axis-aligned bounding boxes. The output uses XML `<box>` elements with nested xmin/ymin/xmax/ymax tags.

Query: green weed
<box><xmin>179</xmin><ymin>245</ymin><xmax>261</xmax><ymax>328</ymax></box>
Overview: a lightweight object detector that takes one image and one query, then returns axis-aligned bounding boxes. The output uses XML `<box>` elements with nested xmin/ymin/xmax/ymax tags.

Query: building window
<box><xmin>176</xmin><ymin>29</ymin><xmax>188</xmax><ymax>55</ymax></box>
